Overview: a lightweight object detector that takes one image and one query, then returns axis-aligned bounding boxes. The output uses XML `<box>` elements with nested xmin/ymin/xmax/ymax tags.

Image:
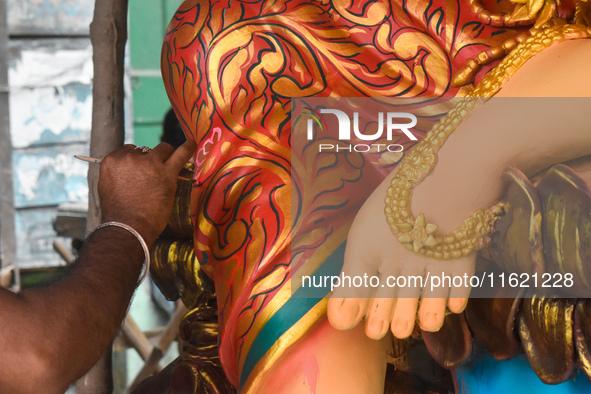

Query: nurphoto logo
<box><xmin>304</xmin><ymin>108</ymin><xmax>418</xmax><ymax>153</ymax></box>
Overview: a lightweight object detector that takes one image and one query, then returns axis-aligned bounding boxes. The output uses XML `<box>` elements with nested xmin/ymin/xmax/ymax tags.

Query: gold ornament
<box><xmin>385</xmin><ymin>17</ymin><xmax>591</xmax><ymax>260</ymax></box>
<box><xmin>384</xmin><ymin>98</ymin><xmax>505</xmax><ymax>260</ymax></box>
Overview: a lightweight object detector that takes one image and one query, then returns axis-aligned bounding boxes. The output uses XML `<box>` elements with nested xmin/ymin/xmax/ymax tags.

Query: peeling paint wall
<box><xmin>7</xmin><ymin>2</ymin><xmax>94</xmax><ymax>267</ymax></box>
<box><xmin>9</xmin><ymin>39</ymin><xmax>93</xmax><ymax>148</ymax></box>
<box><xmin>8</xmin><ymin>0</ymin><xmax>93</xmax><ymax>35</ymax></box>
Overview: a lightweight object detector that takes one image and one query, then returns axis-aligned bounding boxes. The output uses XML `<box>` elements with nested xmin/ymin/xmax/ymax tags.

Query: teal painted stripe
<box><xmin>239</xmin><ymin>242</ymin><xmax>346</xmax><ymax>389</ymax></box>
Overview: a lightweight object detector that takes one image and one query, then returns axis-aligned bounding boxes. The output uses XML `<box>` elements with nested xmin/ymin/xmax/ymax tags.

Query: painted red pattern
<box><xmin>161</xmin><ymin>0</ymin><xmax>524</xmax><ymax>386</ymax></box>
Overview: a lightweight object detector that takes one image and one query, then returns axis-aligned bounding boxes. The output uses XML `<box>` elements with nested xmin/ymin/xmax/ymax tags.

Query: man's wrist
<box><xmin>91</xmin><ymin>221</ymin><xmax>151</xmax><ymax>283</ymax></box>
<box><xmin>100</xmin><ymin>215</ymin><xmax>160</xmax><ymax>248</ymax></box>
<box><xmin>87</xmin><ymin>225</ymin><xmax>146</xmax><ymax>273</ymax></box>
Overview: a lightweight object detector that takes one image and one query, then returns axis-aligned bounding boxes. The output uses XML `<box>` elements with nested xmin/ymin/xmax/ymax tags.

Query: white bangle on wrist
<box><xmin>87</xmin><ymin>221</ymin><xmax>150</xmax><ymax>284</ymax></box>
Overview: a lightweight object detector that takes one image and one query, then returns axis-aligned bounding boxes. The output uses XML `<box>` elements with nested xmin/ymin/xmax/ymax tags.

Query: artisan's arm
<box><xmin>0</xmin><ymin>140</ymin><xmax>196</xmax><ymax>394</ymax></box>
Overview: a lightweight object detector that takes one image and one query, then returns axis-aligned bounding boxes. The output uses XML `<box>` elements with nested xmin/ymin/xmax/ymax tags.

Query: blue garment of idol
<box><xmin>456</xmin><ymin>352</ymin><xmax>591</xmax><ymax>393</ymax></box>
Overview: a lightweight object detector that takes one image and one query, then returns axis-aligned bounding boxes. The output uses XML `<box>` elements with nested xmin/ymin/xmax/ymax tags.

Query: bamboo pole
<box><xmin>77</xmin><ymin>0</ymin><xmax>129</xmax><ymax>392</ymax></box>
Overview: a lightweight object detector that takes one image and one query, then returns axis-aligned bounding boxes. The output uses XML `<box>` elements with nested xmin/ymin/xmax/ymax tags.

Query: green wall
<box><xmin>129</xmin><ymin>0</ymin><xmax>184</xmax><ymax>148</ymax></box>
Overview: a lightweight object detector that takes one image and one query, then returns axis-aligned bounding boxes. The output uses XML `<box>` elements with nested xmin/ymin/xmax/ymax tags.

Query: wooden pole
<box><xmin>53</xmin><ymin>240</ymin><xmax>76</xmax><ymax>265</ymax></box>
<box><xmin>129</xmin><ymin>303</ymin><xmax>188</xmax><ymax>390</ymax></box>
<box><xmin>77</xmin><ymin>0</ymin><xmax>129</xmax><ymax>392</ymax></box>
<box><xmin>121</xmin><ymin>315</ymin><xmax>157</xmax><ymax>362</ymax></box>
<box><xmin>0</xmin><ymin>0</ymin><xmax>17</xmax><ymax>290</ymax></box>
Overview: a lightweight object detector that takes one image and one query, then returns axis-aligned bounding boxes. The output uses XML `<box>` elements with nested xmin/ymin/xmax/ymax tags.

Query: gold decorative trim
<box><xmin>469</xmin><ymin>21</ymin><xmax>591</xmax><ymax>98</ymax></box>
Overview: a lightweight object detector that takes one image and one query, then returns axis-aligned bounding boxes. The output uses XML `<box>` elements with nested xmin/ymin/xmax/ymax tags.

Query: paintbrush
<box><xmin>74</xmin><ymin>155</ymin><xmax>195</xmax><ymax>182</ymax></box>
<box><xmin>74</xmin><ymin>155</ymin><xmax>103</xmax><ymax>164</ymax></box>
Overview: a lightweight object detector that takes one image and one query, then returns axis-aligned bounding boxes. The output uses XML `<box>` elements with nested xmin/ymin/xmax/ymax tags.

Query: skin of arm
<box><xmin>0</xmin><ymin>140</ymin><xmax>196</xmax><ymax>394</ymax></box>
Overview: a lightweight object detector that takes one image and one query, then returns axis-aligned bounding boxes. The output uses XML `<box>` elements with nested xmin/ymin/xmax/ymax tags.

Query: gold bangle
<box><xmin>385</xmin><ymin>19</ymin><xmax>591</xmax><ymax>260</ymax></box>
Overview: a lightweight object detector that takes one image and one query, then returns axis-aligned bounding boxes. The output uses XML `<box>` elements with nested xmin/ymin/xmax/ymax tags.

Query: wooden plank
<box><xmin>0</xmin><ymin>0</ymin><xmax>16</xmax><ymax>280</ymax></box>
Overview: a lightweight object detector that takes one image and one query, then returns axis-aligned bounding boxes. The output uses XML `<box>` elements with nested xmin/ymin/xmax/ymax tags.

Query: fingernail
<box><xmin>349</xmin><ymin>302</ymin><xmax>360</xmax><ymax>321</ymax></box>
<box><xmin>449</xmin><ymin>298</ymin><xmax>466</xmax><ymax>312</ymax></box>
<box><xmin>368</xmin><ymin>317</ymin><xmax>384</xmax><ymax>336</ymax></box>
<box><xmin>423</xmin><ymin>312</ymin><xmax>438</xmax><ymax>327</ymax></box>
<box><xmin>380</xmin><ymin>319</ymin><xmax>389</xmax><ymax>335</ymax></box>
<box><xmin>372</xmin><ymin>319</ymin><xmax>387</xmax><ymax>336</ymax></box>
<box><xmin>367</xmin><ymin>318</ymin><xmax>388</xmax><ymax>339</ymax></box>
<box><xmin>393</xmin><ymin>318</ymin><xmax>409</xmax><ymax>334</ymax></box>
